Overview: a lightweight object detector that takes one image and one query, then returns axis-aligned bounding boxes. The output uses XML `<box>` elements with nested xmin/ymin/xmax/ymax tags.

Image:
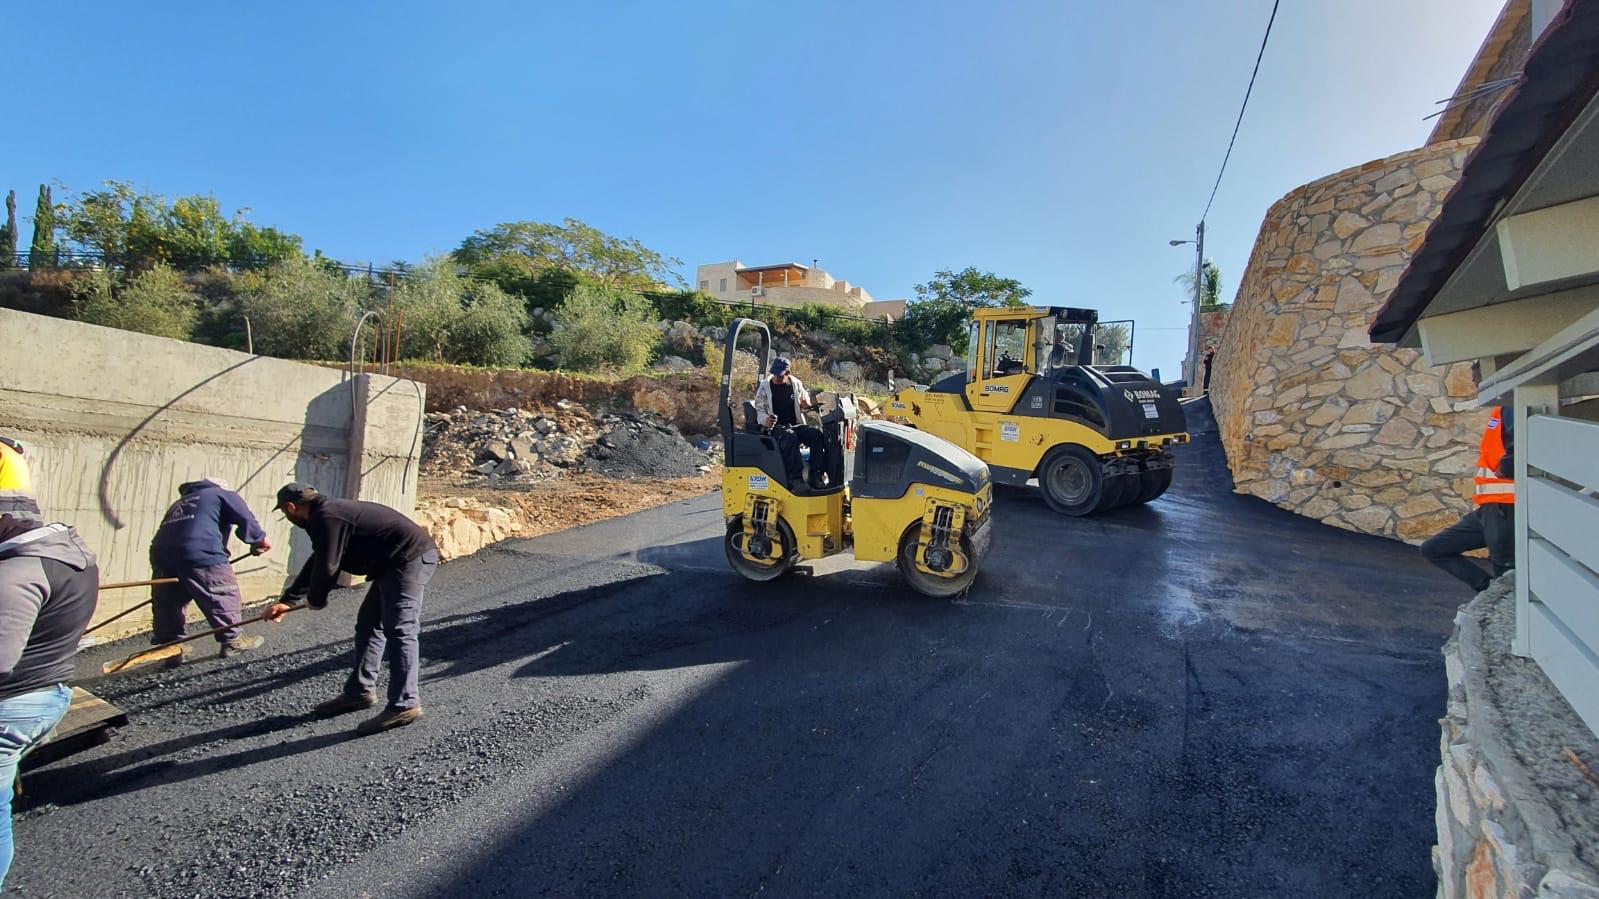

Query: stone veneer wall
<box><xmin>1437</xmin><ymin>576</ymin><xmax>1599</xmax><ymax>899</ymax></box>
<box><xmin>1208</xmin><ymin>138</ymin><xmax>1490</xmax><ymax>542</ymax></box>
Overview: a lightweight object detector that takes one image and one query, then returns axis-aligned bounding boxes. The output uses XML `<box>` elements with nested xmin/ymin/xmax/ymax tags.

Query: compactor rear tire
<box><xmin>1038</xmin><ymin>445</ymin><xmax>1105</xmax><ymax>516</ymax></box>
<box><xmin>895</xmin><ymin>524</ymin><xmax>979</xmax><ymax>598</ymax></box>
<box><xmin>1134</xmin><ymin>465</ymin><xmax>1174</xmax><ymax>505</ymax></box>
<box><xmin>724</xmin><ymin>516</ymin><xmax>797</xmax><ymax>582</ymax></box>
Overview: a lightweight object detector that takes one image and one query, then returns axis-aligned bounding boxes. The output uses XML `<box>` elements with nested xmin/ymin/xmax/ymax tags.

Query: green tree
<box><xmin>387</xmin><ymin>259</ymin><xmax>531</xmax><ymax>366</ymax></box>
<box><xmin>226</xmin><ymin>221</ymin><xmax>303</xmax><ymax>270</ymax></box>
<box><xmin>546</xmin><ymin>283</ymin><xmax>658</xmax><ymax>373</ymax></box>
<box><xmin>1176</xmin><ymin>260</ymin><xmax>1227</xmax><ymax>312</ymax></box>
<box><xmin>29</xmin><ymin>185</ymin><xmax>55</xmax><ymax>266</ymax></box>
<box><xmin>897</xmin><ymin>267</ymin><xmax>1033</xmax><ymax>354</ymax></box>
<box><xmin>453</xmin><ymin>217</ymin><xmax>684</xmax><ymax>301</ymax></box>
<box><xmin>72</xmin><ymin>263</ymin><xmax>199</xmax><ymax>340</ymax></box>
<box><xmin>0</xmin><ymin>190</ymin><xmax>16</xmax><ymax>269</ymax></box>
<box><xmin>236</xmin><ymin>254</ymin><xmax>368</xmax><ymax>360</ymax></box>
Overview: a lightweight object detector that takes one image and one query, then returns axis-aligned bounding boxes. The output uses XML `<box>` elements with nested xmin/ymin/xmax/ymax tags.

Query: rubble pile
<box><xmin>584</xmin><ymin>412</ymin><xmax>713</xmax><ymax>479</ymax></box>
<box><xmin>422</xmin><ymin>401</ymin><xmax>600</xmax><ymax>483</ymax></box>
<box><xmin>423</xmin><ymin>400</ymin><xmax>715</xmax><ymax>484</ymax></box>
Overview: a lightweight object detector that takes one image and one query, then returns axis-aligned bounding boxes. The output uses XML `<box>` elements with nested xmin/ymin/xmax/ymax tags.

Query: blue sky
<box><xmin>11</xmin><ymin>0</ymin><xmax>1503</xmax><ymax>376</ymax></box>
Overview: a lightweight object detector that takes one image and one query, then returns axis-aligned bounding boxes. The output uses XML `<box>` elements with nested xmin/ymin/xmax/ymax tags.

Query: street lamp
<box><xmin>1169</xmin><ymin>222</ymin><xmax>1206</xmax><ymax>395</ymax></box>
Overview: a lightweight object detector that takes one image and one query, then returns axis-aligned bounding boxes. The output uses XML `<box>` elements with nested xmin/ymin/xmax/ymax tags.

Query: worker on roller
<box><xmin>1420</xmin><ymin>404</ymin><xmax>1515</xmax><ymax>591</ymax></box>
<box><xmin>0</xmin><ymin>487</ymin><xmax>97</xmax><ymax>889</ymax></box>
<box><xmin>148</xmin><ymin>478</ymin><xmax>271</xmax><ymax>658</ymax></box>
<box><xmin>753</xmin><ymin>357</ymin><xmax>829</xmax><ymax>487</ymax></box>
<box><xmin>265</xmin><ymin>484</ymin><xmax>439</xmax><ymax>736</ymax></box>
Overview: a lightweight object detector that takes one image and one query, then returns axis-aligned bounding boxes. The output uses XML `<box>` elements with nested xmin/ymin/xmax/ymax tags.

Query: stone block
<box><xmin>1374</xmin><ymin>168</ymin><xmax>1418</xmax><ymax>194</ymax></box>
<box><xmin>1321</xmin><ymin>432</ymin><xmax>1372</xmax><ymax>449</ymax></box>
<box><xmin>1344</xmin><ymin>505</ymin><xmax>1393</xmax><ymax>532</ymax></box>
<box><xmin>1301</xmin><ymin>497</ymin><xmax>1339</xmax><ymax>519</ymax></box>
<box><xmin>1341</xmin><ymin>492</ymin><xmax>1373</xmax><ymax>510</ymax></box>
<box><xmin>1420</xmin><ymin>174</ymin><xmax>1457</xmax><ymax>193</ymax></box>
<box><xmin>1306</xmin><ymin>398</ymin><xmax>1349</xmax><ymax>427</ymax></box>
<box><xmin>1352</xmin><ymin>222</ymin><xmax>1404</xmax><ymax>253</ymax></box>
<box><xmin>1343</xmin><ymin>401</ymin><xmax>1394</xmax><ymax>425</ymax></box>
<box><xmin>1397</xmin><ymin>494</ymin><xmax>1445</xmax><ymax>518</ymax></box>
<box><xmin>1330</xmin><ymin>450</ymin><xmax>1380</xmax><ymax>471</ymax></box>
<box><xmin>1445</xmin><ymin>363</ymin><xmax>1477</xmax><ymax>398</ymax></box>
<box><xmin>1539</xmin><ymin>871</ymin><xmax>1599</xmax><ymax>898</ymax></box>
<box><xmin>1346</xmin><ymin>365</ymin><xmax>1396</xmax><ymax>400</ymax></box>
<box><xmin>1335</xmin><ymin>278</ymin><xmax>1374</xmax><ymax>313</ymax></box>
<box><xmin>1375</xmin><ymin>417</ymin><xmax>1420</xmax><ymax>446</ymax></box>
<box><xmin>1333</xmin><ymin>211</ymin><xmax>1371</xmax><ymax>238</ymax></box>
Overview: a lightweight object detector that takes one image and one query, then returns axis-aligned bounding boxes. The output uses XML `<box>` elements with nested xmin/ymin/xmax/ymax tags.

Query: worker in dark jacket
<box><xmin>265</xmin><ymin>484</ymin><xmax>439</xmax><ymax>736</ymax></box>
<box><xmin>149</xmin><ymin>478</ymin><xmax>271</xmax><ymax>657</ymax></box>
<box><xmin>1421</xmin><ymin>405</ymin><xmax>1515</xmax><ymax>591</ymax></box>
<box><xmin>0</xmin><ymin>489</ymin><xmax>97</xmax><ymax>889</ymax></box>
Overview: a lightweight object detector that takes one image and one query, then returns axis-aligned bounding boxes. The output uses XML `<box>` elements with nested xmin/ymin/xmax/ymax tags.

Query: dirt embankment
<box><xmin>401</xmin><ymin>364</ymin><xmax>726</xmax><ymax>560</ymax></box>
<box><xmin>387</xmin><ymin>365</ymin><xmax>721</xmax><ymax>438</ymax></box>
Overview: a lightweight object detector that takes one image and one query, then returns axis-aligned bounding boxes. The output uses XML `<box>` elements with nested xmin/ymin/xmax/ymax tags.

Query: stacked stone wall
<box><xmin>1436</xmin><ymin>577</ymin><xmax>1599</xmax><ymax>899</ymax></box>
<box><xmin>1209</xmin><ymin>138</ymin><xmax>1490</xmax><ymax>542</ymax></box>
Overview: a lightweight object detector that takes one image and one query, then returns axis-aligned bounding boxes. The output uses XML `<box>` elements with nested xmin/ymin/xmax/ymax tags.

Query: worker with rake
<box><xmin>265</xmin><ymin>484</ymin><xmax>439</xmax><ymax>736</ymax></box>
<box><xmin>148</xmin><ymin>478</ymin><xmax>272</xmax><ymax>660</ymax></box>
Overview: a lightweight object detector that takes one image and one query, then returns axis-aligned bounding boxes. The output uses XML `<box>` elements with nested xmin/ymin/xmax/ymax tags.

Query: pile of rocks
<box><xmin>422</xmin><ymin>402</ymin><xmax>599</xmax><ymax>483</ymax></box>
<box><xmin>423</xmin><ymin>400</ymin><xmax>717</xmax><ymax>484</ymax></box>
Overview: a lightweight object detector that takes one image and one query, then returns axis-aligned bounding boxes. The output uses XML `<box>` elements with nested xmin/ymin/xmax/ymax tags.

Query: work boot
<box><xmin>314</xmin><ymin>691</ymin><xmax>377</xmax><ymax>718</ymax></box>
<box><xmin>355</xmin><ymin>705</ymin><xmax>423</xmax><ymax>736</ymax></box>
<box><xmin>219</xmin><ymin>634</ymin><xmax>264</xmax><ymax>657</ymax></box>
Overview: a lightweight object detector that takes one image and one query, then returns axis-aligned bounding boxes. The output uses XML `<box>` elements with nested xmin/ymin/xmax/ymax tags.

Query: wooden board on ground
<box><xmin>21</xmin><ymin>687</ymin><xmax>128</xmax><ymax>771</ymax></box>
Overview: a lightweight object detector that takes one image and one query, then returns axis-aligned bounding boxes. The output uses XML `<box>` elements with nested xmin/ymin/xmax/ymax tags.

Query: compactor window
<box><xmin>989</xmin><ymin>320</ymin><xmax>1027</xmax><ymax>377</ymax></box>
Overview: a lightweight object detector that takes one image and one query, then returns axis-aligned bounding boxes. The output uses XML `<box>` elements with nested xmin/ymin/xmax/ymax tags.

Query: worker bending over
<box><xmin>149</xmin><ymin>478</ymin><xmax>271</xmax><ymax>658</ymax></box>
<box><xmin>0</xmin><ymin>488</ymin><xmax>96</xmax><ymax>888</ymax></box>
<box><xmin>1421</xmin><ymin>405</ymin><xmax>1515</xmax><ymax>591</ymax></box>
<box><xmin>754</xmin><ymin>357</ymin><xmax>829</xmax><ymax>488</ymax></box>
<box><xmin>266</xmin><ymin>484</ymin><xmax>439</xmax><ymax>736</ymax></box>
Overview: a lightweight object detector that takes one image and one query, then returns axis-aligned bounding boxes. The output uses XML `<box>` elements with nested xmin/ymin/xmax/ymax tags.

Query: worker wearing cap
<box><xmin>148</xmin><ymin>478</ymin><xmax>271</xmax><ymax>658</ymax></box>
<box><xmin>0</xmin><ymin>488</ymin><xmax>96</xmax><ymax>888</ymax></box>
<box><xmin>1420</xmin><ymin>405</ymin><xmax>1515</xmax><ymax>591</ymax></box>
<box><xmin>265</xmin><ymin>484</ymin><xmax>438</xmax><ymax>735</ymax></box>
<box><xmin>753</xmin><ymin>357</ymin><xmax>829</xmax><ymax>487</ymax></box>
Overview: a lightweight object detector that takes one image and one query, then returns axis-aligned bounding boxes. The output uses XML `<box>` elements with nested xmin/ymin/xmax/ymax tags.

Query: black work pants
<box><xmin>1419</xmin><ymin>504</ymin><xmax>1514</xmax><ymax>592</ymax></box>
<box><xmin>774</xmin><ymin>426</ymin><xmax>826</xmax><ymax>486</ymax></box>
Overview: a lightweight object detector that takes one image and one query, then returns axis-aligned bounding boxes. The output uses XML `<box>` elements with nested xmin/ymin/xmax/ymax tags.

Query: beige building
<box><xmin>694</xmin><ymin>260</ymin><xmax>907</xmax><ymax>320</ymax></box>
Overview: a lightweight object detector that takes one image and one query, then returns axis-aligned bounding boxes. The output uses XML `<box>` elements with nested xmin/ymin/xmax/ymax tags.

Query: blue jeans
<box><xmin>0</xmin><ymin>683</ymin><xmax>72</xmax><ymax>889</ymax></box>
<box><xmin>344</xmin><ymin>553</ymin><xmax>436</xmax><ymax>710</ymax></box>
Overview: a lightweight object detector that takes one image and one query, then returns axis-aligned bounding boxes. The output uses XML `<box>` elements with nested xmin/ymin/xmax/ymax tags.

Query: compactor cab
<box><xmin>718</xmin><ymin>318</ymin><xmax>993</xmax><ymax>597</ymax></box>
<box><xmin>888</xmin><ymin>306</ymin><xmax>1190</xmax><ymax>516</ymax></box>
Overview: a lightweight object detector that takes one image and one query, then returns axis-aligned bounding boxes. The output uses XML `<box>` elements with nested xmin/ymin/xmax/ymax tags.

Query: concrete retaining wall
<box><xmin>0</xmin><ymin>309</ymin><xmax>425</xmax><ymax>639</ymax></box>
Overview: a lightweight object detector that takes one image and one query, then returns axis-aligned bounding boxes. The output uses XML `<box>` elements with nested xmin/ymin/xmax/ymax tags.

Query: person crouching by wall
<box><xmin>1420</xmin><ymin>404</ymin><xmax>1514</xmax><ymax>592</ymax></box>
<box><xmin>0</xmin><ymin>489</ymin><xmax>97</xmax><ymax>889</ymax></box>
<box><xmin>149</xmin><ymin>478</ymin><xmax>272</xmax><ymax>660</ymax></box>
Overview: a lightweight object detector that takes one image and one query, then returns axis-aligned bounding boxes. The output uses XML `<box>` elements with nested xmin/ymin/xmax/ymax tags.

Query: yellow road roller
<box><xmin>718</xmin><ymin>318</ymin><xmax>993</xmax><ymax>597</ymax></box>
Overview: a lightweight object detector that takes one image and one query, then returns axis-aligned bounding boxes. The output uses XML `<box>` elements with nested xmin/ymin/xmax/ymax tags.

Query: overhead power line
<box><xmin>1200</xmin><ymin>0</ymin><xmax>1282</xmax><ymax>222</ymax></box>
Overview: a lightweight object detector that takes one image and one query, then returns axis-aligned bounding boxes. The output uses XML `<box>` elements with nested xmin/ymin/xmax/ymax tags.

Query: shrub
<box><xmin>651</xmin><ymin>290</ymin><xmax>738</xmax><ymax>330</ymax></box>
<box><xmin>547</xmin><ymin>283</ymin><xmax>658</xmax><ymax>374</ymax></box>
<box><xmin>236</xmin><ymin>255</ymin><xmax>367</xmax><ymax>360</ymax></box>
<box><xmin>72</xmin><ymin>263</ymin><xmax>198</xmax><ymax>340</ymax></box>
<box><xmin>388</xmin><ymin>260</ymin><xmax>532</xmax><ymax>366</ymax></box>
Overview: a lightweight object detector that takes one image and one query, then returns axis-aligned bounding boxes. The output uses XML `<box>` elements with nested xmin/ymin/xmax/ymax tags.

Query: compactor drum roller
<box><xmin>886</xmin><ymin>306</ymin><xmax>1189</xmax><ymax>516</ymax></box>
<box><xmin>717</xmin><ymin>318</ymin><xmax>993</xmax><ymax>597</ymax></box>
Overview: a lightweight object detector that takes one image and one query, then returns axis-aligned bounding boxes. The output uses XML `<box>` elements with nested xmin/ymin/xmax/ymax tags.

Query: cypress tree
<box><xmin>29</xmin><ymin>184</ymin><xmax>55</xmax><ymax>268</ymax></box>
<box><xmin>0</xmin><ymin>190</ymin><xmax>15</xmax><ymax>269</ymax></box>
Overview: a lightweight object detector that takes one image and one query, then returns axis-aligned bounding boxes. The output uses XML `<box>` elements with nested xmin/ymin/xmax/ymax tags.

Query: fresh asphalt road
<box><xmin>11</xmin><ymin>402</ymin><xmax>1469</xmax><ymax>898</ymax></box>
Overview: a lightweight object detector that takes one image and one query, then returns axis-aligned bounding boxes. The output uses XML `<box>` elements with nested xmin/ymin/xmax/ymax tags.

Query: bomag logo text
<box><xmin>1124</xmin><ymin>389</ymin><xmax>1161</xmax><ymax>402</ymax></box>
<box><xmin>916</xmin><ymin>460</ymin><xmax>961</xmax><ymax>484</ymax></box>
<box><xmin>983</xmin><ymin>384</ymin><xmax>1011</xmax><ymax>394</ymax></box>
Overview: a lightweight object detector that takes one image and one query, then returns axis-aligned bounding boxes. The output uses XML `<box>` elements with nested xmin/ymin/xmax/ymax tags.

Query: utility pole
<box><xmin>1187</xmin><ymin>221</ymin><xmax>1205</xmax><ymax>396</ymax></box>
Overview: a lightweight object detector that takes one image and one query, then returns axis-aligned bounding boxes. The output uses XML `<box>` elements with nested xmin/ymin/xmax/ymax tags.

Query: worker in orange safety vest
<box><xmin>1419</xmin><ymin>405</ymin><xmax>1514</xmax><ymax>591</ymax></box>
